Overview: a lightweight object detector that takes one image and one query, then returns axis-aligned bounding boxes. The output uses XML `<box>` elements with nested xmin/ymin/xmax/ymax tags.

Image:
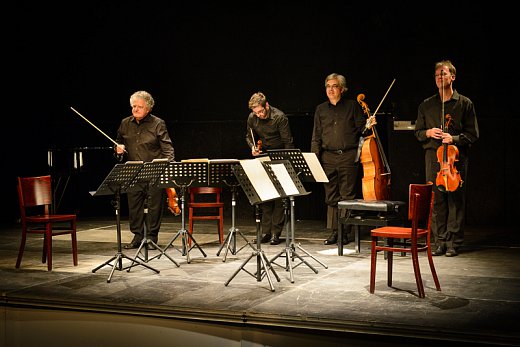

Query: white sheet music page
<box><xmin>271</xmin><ymin>163</ymin><xmax>299</xmax><ymax>196</ymax></box>
<box><xmin>240</xmin><ymin>159</ymin><xmax>280</xmax><ymax>201</ymax></box>
<box><xmin>302</xmin><ymin>152</ymin><xmax>329</xmax><ymax>183</ymax></box>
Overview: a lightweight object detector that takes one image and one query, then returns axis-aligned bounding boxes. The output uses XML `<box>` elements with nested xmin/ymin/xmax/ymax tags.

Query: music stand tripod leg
<box><xmin>217</xmin><ymin>185</ymin><xmax>254</xmax><ymax>261</ymax></box>
<box><xmin>185</xmin><ymin>230</ymin><xmax>207</xmax><ymax>259</ymax></box>
<box><xmin>162</xmin><ymin>186</ymin><xmax>207</xmax><ymax>263</ymax></box>
<box><xmin>217</xmin><ymin>226</ymin><xmax>235</xmax><ymax>259</ymax></box>
<box><xmin>127</xmin><ymin>193</ymin><xmax>179</xmax><ymax>269</ymax></box>
<box><xmin>92</xmin><ymin>187</ymin><xmax>159</xmax><ymax>282</ymax></box>
<box><xmin>225</xmin><ymin>205</ymin><xmax>280</xmax><ymax>291</ymax></box>
<box><xmin>289</xmin><ymin>196</ymin><xmax>328</xmax><ymax>270</ymax></box>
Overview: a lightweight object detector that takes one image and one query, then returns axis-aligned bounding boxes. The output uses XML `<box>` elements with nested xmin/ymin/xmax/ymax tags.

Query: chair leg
<box><xmin>72</xmin><ymin>227</ymin><xmax>78</xmax><ymax>266</ymax></box>
<box><xmin>45</xmin><ymin>226</ymin><xmax>53</xmax><ymax>271</ymax></box>
<box><xmin>15</xmin><ymin>231</ymin><xmax>27</xmax><ymax>268</ymax></box>
<box><xmin>387</xmin><ymin>238</ymin><xmax>394</xmax><ymax>287</ymax></box>
<box><xmin>218</xmin><ymin>207</ymin><xmax>224</xmax><ymax>244</ymax></box>
<box><xmin>370</xmin><ymin>237</ymin><xmax>377</xmax><ymax>293</ymax></box>
<box><xmin>427</xmin><ymin>246</ymin><xmax>442</xmax><ymax>291</ymax></box>
<box><xmin>411</xmin><ymin>248</ymin><xmax>425</xmax><ymax>298</ymax></box>
<box><xmin>188</xmin><ymin>208</ymin><xmax>194</xmax><ymax>247</ymax></box>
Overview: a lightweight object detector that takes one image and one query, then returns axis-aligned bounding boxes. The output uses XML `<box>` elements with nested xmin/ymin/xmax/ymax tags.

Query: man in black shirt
<box><xmin>115</xmin><ymin>90</ymin><xmax>175</xmax><ymax>249</ymax></box>
<box><xmin>415</xmin><ymin>60</ymin><xmax>479</xmax><ymax>257</ymax></box>
<box><xmin>245</xmin><ymin>92</ymin><xmax>294</xmax><ymax>245</ymax></box>
<box><xmin>311</xmin><ymin>73</ymin><xmax>373</xmax><ymax>245</ymax></box>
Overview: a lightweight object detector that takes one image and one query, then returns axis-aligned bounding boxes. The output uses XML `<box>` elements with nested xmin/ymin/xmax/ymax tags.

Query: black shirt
<box><xmin>116</xmin><ymin>113</ymin><xmax>174</xmax><ymax>162</ymax></box>
<box><xmin>310</xmin><ymin>97</ymin><xmax>366</xmax><ymax>154</ymax></box>
<box><xmin>415</xmin><ymin>90</ymin><xmax>479</xmax><ymax>153</ymax></box>
<box><xmin>245</xmin><ymin>106</ymin><xmax>294</xmax><ymax>151</ymax></box>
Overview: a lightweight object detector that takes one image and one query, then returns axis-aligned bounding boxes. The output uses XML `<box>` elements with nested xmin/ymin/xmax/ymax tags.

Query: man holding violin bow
<box><xmin>415</xmin><ymin>60</ymin><xmax>479</xmax><ymax>257</ymax></box>
<box><xmin>245</xmin><ymin>92</ymin><xmax>295</xmax><ymax>245</ymax></box>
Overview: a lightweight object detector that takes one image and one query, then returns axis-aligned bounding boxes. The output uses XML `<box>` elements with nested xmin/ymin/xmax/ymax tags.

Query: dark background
<box><xmin>6</xmin><ymin>2</ymin><xmax>516</xmax><ymax>226</ymax></box>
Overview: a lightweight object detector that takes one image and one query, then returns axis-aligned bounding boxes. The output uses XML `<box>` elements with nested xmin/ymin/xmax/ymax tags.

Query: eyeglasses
<box><xmin>253</xmin><ymin>106</ymin><xmax>266</xmax><ymax>116</ymax></box>
<box><xmin>326</xmin><ymin>84</ymin><xmax>340</xmax><ymax>90</ymax></box>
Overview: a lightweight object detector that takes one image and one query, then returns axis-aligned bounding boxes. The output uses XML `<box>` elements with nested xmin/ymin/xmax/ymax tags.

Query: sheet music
<box><xmin>240</xmin><ymin>159</ymin><xmax>280</xmax><ymax>201</ymax></box>
<box><xmin>270</xmin><ymin>163</ymin><xmax>299</xmax><ymax>196</ymax></box>
<box><xmin>302</xmin><ymin>152</ymin><xmax>329</xmax><ymax>183</ymax></box>
<box><xmin>256</xmin><ymin>155</ymin><xmax>271</xmax><ymax>162</ymax></box>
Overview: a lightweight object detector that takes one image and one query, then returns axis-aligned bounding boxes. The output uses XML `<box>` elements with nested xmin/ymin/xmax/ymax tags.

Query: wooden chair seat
<box><xmin>188</xmin><ymin>186</ymin><xmax>224</xmax><ymax>245</ymax></box>
<box><xmin>369</xmin><ymin>182</ymin><xmax>441</xmax><ymax>298</ymax></box>
<box><xmin>16</xmin><ymin>175</ymin><xmax>78</xmax><ymax>271</ymax></box>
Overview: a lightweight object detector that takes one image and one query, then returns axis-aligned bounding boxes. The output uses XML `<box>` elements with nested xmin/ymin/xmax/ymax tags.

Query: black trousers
<box><xmin>425</xmin><ymin>149</ymin><xmax>468</xmax><ymax>249</ymax></box>
<box><xmin>126</xmin><ymin>185</ymin><xmax>166</xmax><ymax>240</ymax></box>
<box><xmin>259</xmin><ymin>199</ymin><xmax>285</xmax><ymax>238</ymax></box>
<box><xmin>321</xmin><ymin>149</ymin><xmax>359</xmax><ymax>231</ymax></box>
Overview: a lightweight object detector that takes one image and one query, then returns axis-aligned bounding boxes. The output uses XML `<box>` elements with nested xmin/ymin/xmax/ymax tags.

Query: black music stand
<box><xmin>210</xmin><ymin>159</ymin><xmax>255</xmax><ymax>262</ymax></box>
<box><xmin>90</xmin><ymin>161</ymin><xmax>159</xmax><ymax>282</ymax></box>
<box><xmin>267</xmin><ymin>150</ymin><xmax>329</xmax><ymax>279</ymax></box>
<box><xmin>225</xmin><ymin>159</ymin><xmax>306</xmax><ymax>291</ymax></box>
<box><xmin>125</xmin><ymin>159</ymin><xmax>180</xmax><ymax>269</ymax></box>
<box><xmin>157</xmin><ymin>161</ymin><xmax>208</xmax><ymax>263</ymax></box>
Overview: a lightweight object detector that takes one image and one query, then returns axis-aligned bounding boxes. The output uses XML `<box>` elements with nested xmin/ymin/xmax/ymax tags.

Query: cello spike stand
<box><xmin>225</xmin><ymin>204</ymin><xmax>280</xmax><ymax>291</ymax></box>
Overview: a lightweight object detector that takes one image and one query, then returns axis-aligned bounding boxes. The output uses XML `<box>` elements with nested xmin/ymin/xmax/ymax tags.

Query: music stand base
<box><xmin>128</xmin><ymin>238</ymin><xmax>180</xmax><ymax>269</ymax></box>
<box><xmin>92</xmin><ymin>251</ymin><xmax>159</xmax><ymax>283</ymax></box>
<box><xmin>225</xmin><ymin>247</ymin><xmax>280</xmax><ymax>291</ymax></box>
<box><xmin>163</xmin><ymin>229</ymin><xmax>207</xmax><ymax>264</ymax></box>
<box><xmin>270</xmin><ymin>243</ymin><xmax>320</xmax><ymax>283</ymax></box>
<box><xmin>217</xmin><ymin>227</ymin><xmax>255</xmax><ymax>262</ymax></box>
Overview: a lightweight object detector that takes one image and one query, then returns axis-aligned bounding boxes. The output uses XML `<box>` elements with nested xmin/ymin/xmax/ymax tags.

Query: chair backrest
<box><xmin>407</xmin><ymin>182</ymin><xmax>434</xmax><ymax>230</ymax></box>
<box><xmin>189</xmin><ymin>186</ymin><xmax>222</xmax><ymax>203</ymax></box>
<box><xmin>17</xmin><ymin>175</ymin><xmax>53</xmax><ymax>217</ymax></box>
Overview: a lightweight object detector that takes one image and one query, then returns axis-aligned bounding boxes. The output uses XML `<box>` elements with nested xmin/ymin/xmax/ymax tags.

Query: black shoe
<box><xmin>445</xmin><ymin>247</ymin><xmax>458</xmax><ymax>257</ymax></box>
<box><xmin>340</xmin><ymin>234</ymin><xmax>349</xmax><ymax>245</ymax></box>
<box><xmin>324</xmin><ymin>231</ymin><xmax>338</xmax><ymax>245</ymax></box>
<box><xmin>146</xmin><ymin>241</ymin><xmax>157</xmax><ymax>250</ymax></box>
<box><xmin>433</xmin><ymin>245</ymin><xmax>446</xmax><ymax>256</ymax></box>
<box><xmin>253</xmin><ymin>234</ymin><xmax>272</xmax><ymax>244</ymax></box>
<box><xmin>124</xmin><ymin>241</ymin><xmax>141</xmax><ymax>249</ymax></box>
<box><xmin>270</xmin><ymin>235</ymin><xmax>281</xmax><ymax>245</ymax></box>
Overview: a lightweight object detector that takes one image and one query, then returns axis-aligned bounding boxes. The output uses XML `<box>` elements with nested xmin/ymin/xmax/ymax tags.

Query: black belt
<box><xmin>326</xmin><ymin>149</ymin><xmax>346</xmax><ymax>154</ymax></box>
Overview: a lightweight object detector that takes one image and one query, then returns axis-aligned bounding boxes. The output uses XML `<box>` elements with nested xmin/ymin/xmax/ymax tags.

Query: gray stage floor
<box><xmin>1</xmin><ymin>215</ymin><xmax>519</xmax><ymax>346</ymax></box>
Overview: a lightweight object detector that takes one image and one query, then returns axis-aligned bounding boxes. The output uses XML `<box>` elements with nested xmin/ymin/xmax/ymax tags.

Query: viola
<box><xmin>358</xmin><ymin>93</ymin><xmax>391</xmax><ymax>201</ymax></box>
<box><xmin>435</xmin><ymin>115</ymin><xmax>463</xmax><ymax>192</ymax></box>
<box><xmin>166</xmin><ymin>188</ymin><xmax>181</xmax><ymax>216</ymax></box>
<box><xmin>256</xmin><ymin>139</ymin><xmax>262</xmax><ymax>153</ymax></box>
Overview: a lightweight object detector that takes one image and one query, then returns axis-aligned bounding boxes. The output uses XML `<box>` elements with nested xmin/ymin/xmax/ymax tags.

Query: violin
<box><xmin>166</xmin><ymin>188</ymin><xmax>181</xmax><ymax>216</ymax></box>
<box><xmin>358</xmin><ymin>94</ymin><xmax>391</xmax><ymax>201</ymax></box>
<box><xmin>435</xmin><ymin>115</ymin><xmax>463</xmax><ymax>192</ymax></box>
<box><xmin>256</xmin><ymin>139</ymin><xmax>262</xmax><ymax>153</ymax></box>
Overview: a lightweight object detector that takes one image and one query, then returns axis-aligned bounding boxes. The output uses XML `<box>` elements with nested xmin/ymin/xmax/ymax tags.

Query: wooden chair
<box><xmin>188</xmin><ymin>186</ymin><xmax>224</xmax><ymax>245</ymax></box>
<box><xmin>16</xmin><ymin>175</ymin><xmax>78</xmax><ymax>271</ymax></box>
<box><xmin>369</xmin><ymin>182</ymin><xmax>441</xmax><ymax>298</ymax></box>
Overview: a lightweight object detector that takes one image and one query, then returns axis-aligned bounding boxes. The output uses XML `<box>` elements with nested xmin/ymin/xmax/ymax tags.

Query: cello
<box><xmin>435</xmin><ymin>114</ymin><xmax>463</xmax><ymax>192</ymax></box>
<box><xmin>358</xmin><ymin>94</ymin><xmax>392</xmax><ymax>201</ymax></box>
<box><xmin>356</xmin><ymin>79</ymin><xmax>395</xmax><ymax>201</ymax></box>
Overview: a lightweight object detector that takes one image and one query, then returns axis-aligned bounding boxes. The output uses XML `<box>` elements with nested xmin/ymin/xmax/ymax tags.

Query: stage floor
<box><xmin>1</xmin><ymin>215</ymin><xmax>519</xmax><ymax>346</ymax></box>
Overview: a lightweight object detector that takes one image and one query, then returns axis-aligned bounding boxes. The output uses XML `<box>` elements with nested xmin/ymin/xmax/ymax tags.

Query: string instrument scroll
<box><xmin>435</xmin><ymin>115</ymin><xmax>462</xmax><ymax>192</ymax></box>
<box><xmin>357</xmin><ymin>79</ymin><xmax>395</xmax><ymax>201</ymax></box>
